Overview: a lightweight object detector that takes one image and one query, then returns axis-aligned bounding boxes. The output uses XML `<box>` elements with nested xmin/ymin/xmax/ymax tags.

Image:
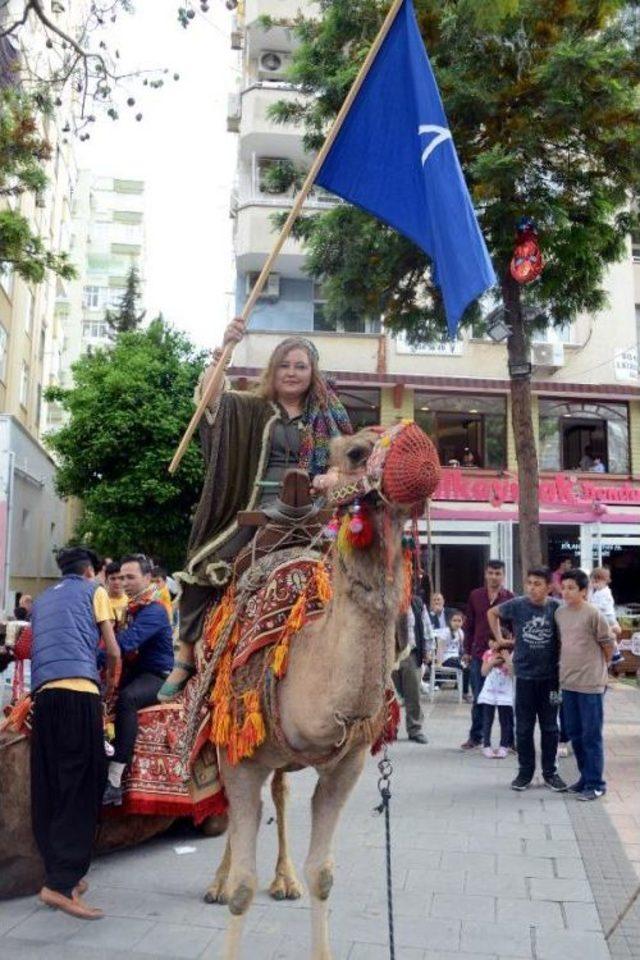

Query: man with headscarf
<box><xmin>30</xmin><ymin>547</ymin><xmax>120</xmax><ymax>920</ymax></box>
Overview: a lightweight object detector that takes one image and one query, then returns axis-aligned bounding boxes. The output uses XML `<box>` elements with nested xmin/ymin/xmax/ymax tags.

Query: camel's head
<box><xmin>324</xmin><ymin>420</ymin><xmax>441</xmax><ymax>513</ymax></box>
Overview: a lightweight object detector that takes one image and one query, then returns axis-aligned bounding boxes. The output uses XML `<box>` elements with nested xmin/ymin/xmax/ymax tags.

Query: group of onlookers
<box><xmin>396</xmin><ymin>557</ymin><xmax>619</xmax><ymax>804</ymax></box>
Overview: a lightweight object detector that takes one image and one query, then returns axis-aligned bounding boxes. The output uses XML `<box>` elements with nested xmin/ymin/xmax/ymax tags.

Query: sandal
<box><xmin>157</xmin><ymin>660</ymin><xmax>196</xmax><ymax>702</ymax></box>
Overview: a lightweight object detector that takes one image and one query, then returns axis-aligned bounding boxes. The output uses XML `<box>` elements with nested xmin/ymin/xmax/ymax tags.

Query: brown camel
<box><xmin>205</xmin><ymin>425</ymin><xmax>439</xmax><ymax>960</ymax></box>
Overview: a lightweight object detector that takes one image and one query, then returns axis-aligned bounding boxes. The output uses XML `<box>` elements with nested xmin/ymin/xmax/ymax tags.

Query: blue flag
<box><xmin>315</xmin><ymin>0</ymin><xmax>496</xmax><ymax>336</ymax></box>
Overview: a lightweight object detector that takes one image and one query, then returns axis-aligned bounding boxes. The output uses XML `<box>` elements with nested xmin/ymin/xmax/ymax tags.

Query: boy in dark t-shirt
<box><xmin>488</xmin><ymin>567</ymin><xmax>567</xmax><ymax>793</ymax></box>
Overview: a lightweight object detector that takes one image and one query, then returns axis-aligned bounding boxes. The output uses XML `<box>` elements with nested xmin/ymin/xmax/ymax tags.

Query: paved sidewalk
<box><xmin>1</xmin><ymin>681</ymin><xmax>639</xmax><ymax>959</ymax></box>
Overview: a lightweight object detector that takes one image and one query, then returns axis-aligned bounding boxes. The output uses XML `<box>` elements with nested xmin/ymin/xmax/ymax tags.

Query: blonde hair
<box><xmin>255</xmin><ymin>338</ymin><xmax>328</xmax><ymax>407</ymax></box>
<box><xmin>590</xmin><ymin>566</ymin><xmax>610</xmax><ymax>583</ymax></box>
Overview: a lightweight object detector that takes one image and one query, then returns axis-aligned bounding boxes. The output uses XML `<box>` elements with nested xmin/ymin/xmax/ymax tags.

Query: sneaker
<box><xmin>102</xmin><ymin>782</ymin><xmax>123</xmax><ymax>807</ymax></box>
<box><xmin>567</xmin><ymin>780</ymin><xmax>585</xmax><ymax>794</ymax></box>
<box><xmin>544</xmin><ymin>773</ymin><xmax>568</xmax><ymax>792</ymax></box>
<box><xmin>610</xmin><ymin>650</ymin><xmax>624</xmax><ymax>664</ymax></box>
<box><xmin>482</xmin><ymin>746</ymin><xmax>495</xmax><ymax>759</ymax></box>
<box><xmin>460</xmin><ymin>739</ymin><xmax>480</xmax><ymax>751</ymax></box>
<box><xmin>557</xmin><ymin>744</ymin><xmax>569</xmax><ymax>758</ymax></box>
<box><xmin>495</xmin><ymin>746</ymin><xmax>508</xmax><ymax>759</ymax></box>
<box><xmin>510</xmin><ymin>774</ymin><xmax>532</xmax><ymax>791</ymax></box>
<box><xmin>462</xmin><ymin>693</ymin><xmax>473</xmax><ymax>703</ymax></box>
<box><xmin>576</xmin><ymin>788</ymin><xmax>605</xmax><ymax>801</ymax></box>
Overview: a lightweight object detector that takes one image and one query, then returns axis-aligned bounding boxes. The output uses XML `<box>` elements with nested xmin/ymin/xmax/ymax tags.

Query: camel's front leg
<box><xmin>204</xmin><ymin>837</ymin><xmax>231</xmax><ymax>904</ymax></box>
<box><xmin>305</xmin><ymin>747</ymin><xmax>367</xmax><ymax>960</ymax></box>
<box><xmin>220</xmin><ymin>756</ymin><xmax>270</xmax><ymax>960</ymax></box>
<box><xmin>269</xmin><ymin>769</ymin><xmax>303</xmax><ymax>901</ymax></box>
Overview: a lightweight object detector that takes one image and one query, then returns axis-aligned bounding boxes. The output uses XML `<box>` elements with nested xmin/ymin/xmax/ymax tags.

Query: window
<box><xmin>531</xmin><ymin>323</ymin><xmax>572</xmax><ymax>344</ymax></box>
<box><xmin>0</xmin><ymin>266</ymin><xmax>14</xmax><ymax>300</ymax></box>
<box><xmin>82</xmin><ymin>319</ymin><xmax>108</xmax><ymax>340</ymax></box>
<box><xmin>20</xmin><ymin>362</ymin><xmax>30</xmax><ymax>408</ymax></box>
<box><xmin>414</xmin><ymin>393</ymin><xmax>507</xmax><ymax>469</ymax></box>
<box><xmin>0</xmin><ymin>324</ymin><xmax>8</xmax><ymax>382</ymax></box>
<box><xmin>83</xmin><ymin>285</ymin><xmax>102</xmax><ymax>310</ymax></box>
<box><xmin>313</xmin><ymin>284</ymin><xmax>381</xmax><ymax>334</ymax></box>
<box><xmin>24</xmin><ymin>289</ymin><xmax>35</xmax><ymax>335</ymax></box>
<box><xmin>538</xmin><ymin>399</ymin><xmax>630</xmax><ymax>474</ymax></box>
<box><xmin>632</xmin><ymin>233</ymin><xmax>640</xmax><ymax>263</ymax></box>
<box><xmin>256</xmin><ymin>157</ymin><xmax>295</xmax><ymax>197</ymax></box>
<box><xmin>336</xmin><ymin>389</ymin><xmax>380</xmax><ymax>431</ymax></box>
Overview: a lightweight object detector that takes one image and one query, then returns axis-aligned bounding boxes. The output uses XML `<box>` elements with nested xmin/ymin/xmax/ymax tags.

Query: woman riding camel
<box><xmin>158</xmin><ymin>320</ymin><xmax>353</xmax><ymax>700</ymax></box>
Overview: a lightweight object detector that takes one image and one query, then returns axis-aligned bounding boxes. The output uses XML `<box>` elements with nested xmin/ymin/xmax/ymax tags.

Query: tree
<box><xmin>0</xmin><ymin>85</ymin><xmax>76</xmax><ymax>282</ymax></box>
<box><xmin>0</xmin><ymin>2</ymin><xmax>182</xmax><ymax>285</ymax></box>
<box><xmin>44</xmin><ymin>317</ymin><xmax>206</xmax><ymax>571</ymax></box>
<box><xmin>105</xmin><ymin>264</ymin><xmax>146</xmax><ymax>336</ymax></box>
<box><xmin>268</xmin><ymin>0</ymin><xmax>640</xmax><ymax>572</ymax></box>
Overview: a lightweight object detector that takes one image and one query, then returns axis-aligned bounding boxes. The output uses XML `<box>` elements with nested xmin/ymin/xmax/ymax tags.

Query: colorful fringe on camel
<box><xmin>207</xmin><ymin>560</ymin><xmax>333</xmax><ymax>765</ymax></box>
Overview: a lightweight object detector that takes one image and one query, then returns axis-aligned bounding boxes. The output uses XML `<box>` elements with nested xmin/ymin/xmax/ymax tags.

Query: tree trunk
<box><xmin>503</xmin><ymin>274</ymin><xmax>543</xmax><ymax>575</ymax></box>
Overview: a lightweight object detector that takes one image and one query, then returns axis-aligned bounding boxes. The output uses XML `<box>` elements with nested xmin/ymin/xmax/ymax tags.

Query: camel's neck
<box><xmin>280</xmin><ymin>511</ymin><xmax>405</xmax><ymax>750</ymax></box>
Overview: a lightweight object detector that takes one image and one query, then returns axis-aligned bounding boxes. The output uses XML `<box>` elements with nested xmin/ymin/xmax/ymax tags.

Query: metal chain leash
<box><xmin>373</xmin><ymin>537</ymin><xmax>396</xmax><ymax>960</ymax></box>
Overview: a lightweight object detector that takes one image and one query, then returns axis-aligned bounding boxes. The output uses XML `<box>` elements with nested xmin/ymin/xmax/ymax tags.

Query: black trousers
<box><xmin>113</xmin><ymin>671</ymin><xmax>165</xmax><ymax>765</ymax></box>
<box><xmin>441</xmin><ymin>658</ymin><xmax>470</xmax><ymax>695</ymax></box>
<box><xmin>31</xmin><ymin>689</ymin><xmax>105</xmax><ymax>896</ymax></box>
<box><xmin>481</xmin><ymin>704</ymin><xmax>514</xmax><ymax>748</ymax></box>
<box><xmin>515</xmin><ymin>677</ymin><xmax>559</xmax><ymax>780</ymax></box>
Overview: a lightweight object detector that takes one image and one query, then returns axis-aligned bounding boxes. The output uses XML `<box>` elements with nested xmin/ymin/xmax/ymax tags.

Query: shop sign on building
<box><xmin>435</xmin><ymin>469</ymin><xmax>640</xmax><ymax>508</ymax></box>
<box><xmin>614</xmin><ymin>348</ymin><xmax>639</xmax><ymax>381</ymax></box>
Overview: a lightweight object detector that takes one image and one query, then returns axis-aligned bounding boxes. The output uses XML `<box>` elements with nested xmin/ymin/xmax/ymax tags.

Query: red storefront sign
<box><xmin>434</xmin><ymin>470</ymin><xmax>640</xmax><ymax>509</ymax></box>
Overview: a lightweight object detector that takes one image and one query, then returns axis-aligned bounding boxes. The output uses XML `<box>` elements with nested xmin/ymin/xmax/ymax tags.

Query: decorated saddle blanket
<box><xmin>106</xmin><ymin>678</ymin><xmax>226</xmax><ymax>823</ymax></box>
<box><xmin>231</xmin><ymin>555</ymin><xmax>331</xmax><ymax>673</ymax></box>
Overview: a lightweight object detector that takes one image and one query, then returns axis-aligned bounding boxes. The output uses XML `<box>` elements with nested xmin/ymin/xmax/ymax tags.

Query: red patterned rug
<box><xmin>231</xmin><ymin>556</ymin><xmax>330</xmax><ymax>672</ymax></box>
<box><xmin>107</xmin><ymin>678</ymin><xmax>227</xmax><ymax>823</ymax></box>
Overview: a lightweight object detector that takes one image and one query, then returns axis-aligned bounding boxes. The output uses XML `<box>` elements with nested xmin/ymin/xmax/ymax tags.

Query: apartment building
<box><xmin>50</xmin><ymin>171</ymin><xmax>146</xmax><ymax>415</ymax></box>
<box><xmin>0</xmin><ymin>7</ymin><xmax>83</xmax><ymax>609</ymax></box>
<box><xmin>226</xmin><ymin>0</ymin><xmax>640</xmax><ymax>605</ymax></box>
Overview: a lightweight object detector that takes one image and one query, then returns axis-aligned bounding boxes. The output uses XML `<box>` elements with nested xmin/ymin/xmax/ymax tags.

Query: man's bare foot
<box><xmin>39</xmin><ymin>886</ymin><xmax>103</xmax><ymax>920</ymax></box>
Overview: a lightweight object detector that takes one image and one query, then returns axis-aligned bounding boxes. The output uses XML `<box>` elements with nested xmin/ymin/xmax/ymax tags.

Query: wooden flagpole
<box><xmin>169</xmin><ymin>0</ymin><xmax>407</xmax><ymax>474</ymax></box>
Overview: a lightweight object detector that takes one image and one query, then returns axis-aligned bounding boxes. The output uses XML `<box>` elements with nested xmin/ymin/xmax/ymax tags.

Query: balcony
<box><xmin>239</xmin><ymin>85</ymin><xmax>309</xmax><ymax>162</ymax></box>
<box><xmin>235</xmin><ymin>203</ymin><xmax>306</xmax><ymax>277</ymax></box>
<box><xmin>244</xmin><ymin>0</ymin><xmax>319</xmax><ymax>55</ymax></box>
<box><xmin>232</xmin><ymin>330</ymin><xmax>382</xmax><ymax>376</ymax></box>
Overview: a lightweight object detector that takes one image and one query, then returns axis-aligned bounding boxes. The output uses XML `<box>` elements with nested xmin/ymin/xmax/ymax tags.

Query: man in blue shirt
<box><xmin>103</xmin><ymin>554</ymin><xmax>174</xmax><ymax>806</ymax></box>
<box><xmin>488</xmin><ymin>567</ymin><xmax>567</xmax><ymax>793</ymax></box>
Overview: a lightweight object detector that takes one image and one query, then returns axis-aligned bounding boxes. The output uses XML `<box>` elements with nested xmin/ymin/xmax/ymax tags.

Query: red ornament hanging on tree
<box><xmin>510</xmin><ymin>217</ymin><xmax>543</xmax><ymax>285</ymax></box>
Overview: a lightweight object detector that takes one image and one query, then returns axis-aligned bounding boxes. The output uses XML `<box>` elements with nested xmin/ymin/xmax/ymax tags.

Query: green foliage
<box><xmin>0</xmin><ymin>88</ymin><xmax>76</xmax><ymax>283</ymax></box>
<box><xmin>105</xmin><ymin>265</ymin><xmax>146</xmax><ymax>335</ymax></box>
<box><xmin>273</xmin><ymin>0</ymin><xmax>640</xmax><ymax>336</ymax></box>
<box><xmin>44</xmin><ymin>318</ymin><xmax>206</xmax><ymax>570</ymax></box>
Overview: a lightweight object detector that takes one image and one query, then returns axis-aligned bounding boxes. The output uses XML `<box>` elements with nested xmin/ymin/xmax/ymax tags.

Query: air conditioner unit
<box><xmin>258</xmin><ymin>51</ymin><xmax>292</xmax><ymax>81</ymax></box>
<box><xmin>531</xmin><ymin>342</ymin><xmax>565</xmax><ymax>369</ymax></box>
<box><xmin>245</xmin><ymin>272</ymin><xmax>281</xmax><ymax>301</ymax></box>
<box><xmin>230</xmin><ymin>16</ymin><xmax>242</xmax><ymax>50</ymax></box>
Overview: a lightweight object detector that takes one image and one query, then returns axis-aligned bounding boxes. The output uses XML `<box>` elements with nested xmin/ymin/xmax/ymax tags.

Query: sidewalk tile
<box><xmin>496</xmin><ymin>897</ymin><xmax>564</xmax><ymax>928</ymax></box>
<box><xmin>534</xmin><ymin>929</ymin><xmax>609</xmax><ymax>960</ymax></box>
<box><xmin>430</xmin><ymin>893</ymin><xmax>495</xmax><ymax>922</ymax></box>
<box><xmin>465</xmin><ymin>874</ymin><xmax>528</xmax><ymax>899</ymax></box>
<box><xmin>529</xmin><ymin>877</ymin><xmax>594</xmax><ymax>902</ymax></box>
<box><xmin>524</xmin><ymin>839</ymin><xmax>581</xmax><ymax>858</ymax></box>
<box><xmin>405</xmin><ymin>868</ymin><xmax>466</xmax><ymax>895</ymax></box>
<box><xmin>562</xmin><ymin>902</ymin><xmax>603</xmax><ymax>931</ymax></box>
<box><xmin>460</xmin><ymin>920</ymin><xmax>532</xmax><ymax>958</ymax></box>
<box><xmin>496</xmin><ymin>855</ymin><xmax>554</xmax><ymax>879</ymax></box>
<box><xmin>552</xmin><ymin>857</ymin><xmax>587</xmax><ymax>879</ymax></box>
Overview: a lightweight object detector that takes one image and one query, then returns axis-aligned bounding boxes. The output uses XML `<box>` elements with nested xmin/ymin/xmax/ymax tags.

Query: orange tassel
<box><xmin>315</xmin><ymin>562</ymin><xmax>333</xmax><ymax>604</ymax></box>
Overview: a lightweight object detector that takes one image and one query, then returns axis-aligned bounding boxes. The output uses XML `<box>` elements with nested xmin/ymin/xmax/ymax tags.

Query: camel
<box><xmin>203</xmin><ymin>423</ymin><xmax>440</xmax><ymax>960</ymax></box>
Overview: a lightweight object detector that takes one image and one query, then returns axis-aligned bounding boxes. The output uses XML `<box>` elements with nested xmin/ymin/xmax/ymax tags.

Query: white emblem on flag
<box><xmin>418</xmin><ymin>124</ymin><xmax>452</xmax><ymax>166</ymax></box>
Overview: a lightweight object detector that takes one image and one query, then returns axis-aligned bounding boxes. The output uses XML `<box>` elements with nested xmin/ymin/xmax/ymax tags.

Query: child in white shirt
<box><xmin>589</xmin><ymin>568</ymin><xmax>623</xmax><ymax>664</ymax></box>
<box><xmin>438</xmin><ymin>611</ymin><xmax>470</xmax><ymax>698</ymax></box>
<box><xmin>478</xmin><ymin>638</ymin><xmax>514</xmax><ymax>758</ymax></box>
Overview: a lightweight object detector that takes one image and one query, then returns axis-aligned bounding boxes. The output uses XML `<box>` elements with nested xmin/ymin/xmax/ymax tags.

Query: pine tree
<box><xmin>105</xmin><ymin>265</ymin><xmax>146</xmax><ymax>336</ymax></box>
<box><xmin>269</xmin><ymin>0</ymin><xmax>640</xmax><ymax>572</ymax></box>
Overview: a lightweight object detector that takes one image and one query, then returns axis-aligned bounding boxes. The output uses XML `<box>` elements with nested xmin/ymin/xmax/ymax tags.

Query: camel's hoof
<box><xmin>316</xmin><ymin>867</ymin><xmax>333</xmax><ymax>901</ymax></box>
<box><xmin>203</xmin><ymin>882</ymin><xmax>228</xmax><ymax>905</ymax></box>
<box><xmin>229</xmin><ymin>882</ymin><xmax>253</xmax><ymax>916</ymax></box>
<box><xmin>269</xmin><ymin>872</ymin><xmax>303</xmax><ymax>901</ymax></box>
